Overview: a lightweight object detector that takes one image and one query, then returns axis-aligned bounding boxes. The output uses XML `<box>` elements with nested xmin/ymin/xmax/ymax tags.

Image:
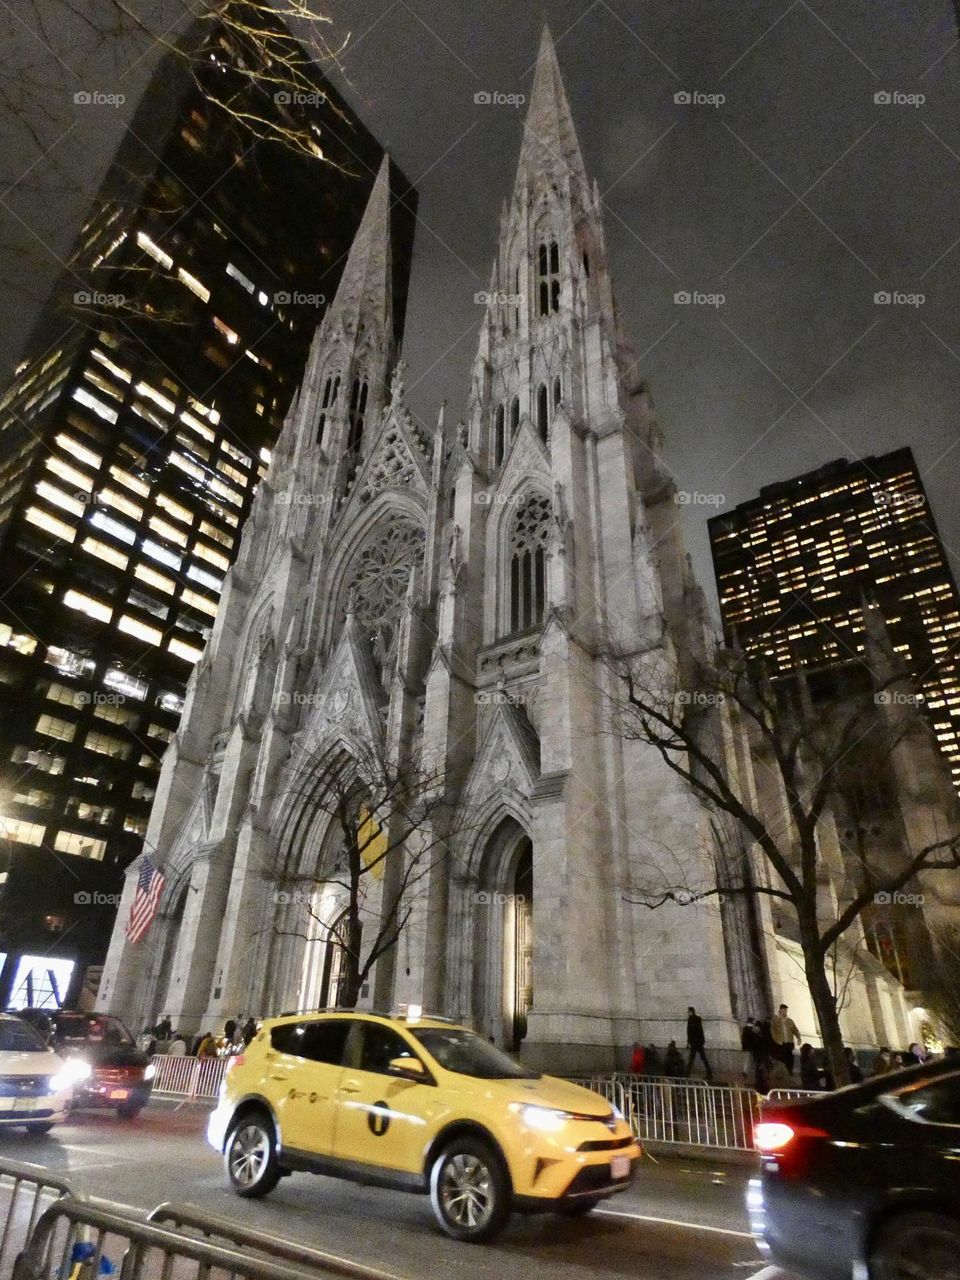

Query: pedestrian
<box><xmin>155</xmin><ymin>1015</ymin><xmax>172</xmax><ymax>1040</ymax></box>
<box><xmin>197</xmin><ymin>1031</ymin><xmax>218</xmax><ymax>1058</ymax></box>
<box><xmin>242</xmin><ymin>1017</ymin><xmax>258</xmax><ymax>1045</ymax></box>
<box><xmin>844</xmin><ymin>1047</ymin><xmax>863</xmax><ymax>1083</ymax></box>
<box><xmin>907</xmin><ymin>1042</ymin><xmax>926</xmax><ymax>1066</ymax></box>
<box><xmin>871</xmin><ymin>1046</ymin><xmax>892</xmax><ymax>1076</ymax></box>
<box><xmin>771</xmin><ymin>1004</ymin><xmax>801</xmax><ymax>1073</ymax></box>
<box><xmin>799</xmin><ymin>1043</ymin><xmax>821</xmax><ymax>1090</ymax></box>
<box><xmin>168</xmin><ymin>1032</ymin><xmax>187</xmax><ymax>1056</ymax></box>
<box><xmin>685</xmin><ymin>1006</ymin><xmax>713</xmax><ymax>1079</ymax></box>
<box><xmin>664</xmin><ymin>1040</ymin><xmax>685</xmax><ymax>1077</ymax></box>
<box><xmin>137</xmin><ymin>1027</ymin><xmax>156</xmax><ymax>1055</ymax></box>
<box><xmin>741</xmin><ymin>1017</ymin><xmax>759</xmax><ymax>1077</ymax></box>
<box><xmin>629</xmin><ymin>1042</ymin><xmax>645</xmax><ymax>1075</ymax></box>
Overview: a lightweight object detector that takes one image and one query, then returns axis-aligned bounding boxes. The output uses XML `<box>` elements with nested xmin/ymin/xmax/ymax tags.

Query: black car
<box><xmin>15</xmin><ymin>1010</ymin><xmax>154</xmax><ymax>1118</ymax></box>
<box><xmin>748</xmin><ymin>1057</ymin><xmax>960</xmax><ymax>1280</ymax></box>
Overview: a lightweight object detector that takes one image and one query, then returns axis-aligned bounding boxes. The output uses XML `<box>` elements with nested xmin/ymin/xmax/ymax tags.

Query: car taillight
<box><xmin>754</xmin><ymin>1120</ymin><xmax>828</xmax><ymax>1153</ymax></box>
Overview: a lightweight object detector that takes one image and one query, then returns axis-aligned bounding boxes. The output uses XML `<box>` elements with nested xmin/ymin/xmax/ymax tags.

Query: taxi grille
<box><xmin>95</xmin><ymin>1067</ymin><xmax>142</xmax><ymax>1085</ymax></box>
<box><xmin>577</xmin><ymin>1136</ymin><xmax>633</xmax><ymax>1152</ymax></box>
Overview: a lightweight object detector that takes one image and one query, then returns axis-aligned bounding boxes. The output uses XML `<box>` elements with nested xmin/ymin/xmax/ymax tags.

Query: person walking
<box><xmin>241</xmin><ymin>1017</ymin><xmax>258</xmax><ymax>1046</ymax></box>
<box><xmin>629</xmin><ymin>1042</ymin><xmax>646</xmax><ymax>1075</ymax></box>
<box><xmin>685</xmin><ymin>1006</ymin><xmax>713</xmax><ymax>1079</ymax></box>
<box><xmin>844</xmin><ymin>1047</ymin><xmax>863</xmax><ymax>1083</ymax></box>
<box><xmin>771</xmin><ymin>1004</ymin><xmax>801</xmax><ymax>1073</ymax></box>
<box><xmin>799</xmin><ymin>1043</ymin><xmax>821</xmax><ymax>1090</ymax></box>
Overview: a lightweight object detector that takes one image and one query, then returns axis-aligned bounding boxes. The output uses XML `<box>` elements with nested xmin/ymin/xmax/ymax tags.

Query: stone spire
<box><xmin>513</xmin><ymin>25</ymin><xmax>590</xmax><ymax>199</ymax></box>
<box><xmin>319</xmin><ymin>152</ymin><xmax>394</xmax><ymax>345</ymax></box>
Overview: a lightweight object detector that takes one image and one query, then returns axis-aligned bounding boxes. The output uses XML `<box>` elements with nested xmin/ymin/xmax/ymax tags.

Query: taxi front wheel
<box><xmin>225</xmin><ymin>1114</ymin><xmax>281</xmax><ymax>1198</ymax></box>
<box><xmin>429</xmin><ymin>1136</ymin><xmax>511</xmax><ymax>1242</ymax></box>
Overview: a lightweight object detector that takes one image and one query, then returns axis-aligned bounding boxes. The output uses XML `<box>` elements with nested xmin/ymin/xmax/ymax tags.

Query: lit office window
<box><xmin>169</xmin><ymin>637</ymin><xmax>203</xmax><ymax>663</ymax></box>
<box><xmin>25</xmin><ymin>507</ymin><xmax>75</xmax><ymax>542</ymax></box>
<box><xmin>84</xmin><ymin>730</ymin><xmax>131</xmax><ymax>759</ymax></box>
<box><xmin>35</xmin><ymin>714</ymin><xmax>76</xmax><ymax>743</ymax></box>
<box><xmin>82</xmin><ymin>537</ymin><xmax>129</xmax><ymax>570</ymax></box>
<box><xmin>136</xmin><ymin>230</ymin><xmax>173</xmax><ymax>270</ymax></box>
<box><xmin>71</xmin><ymin>386</ymin><xmax>118</xmax><ymax>425</ymax></box>
<box><xmin>103</xmin><ymin>669</ymin><xmax>148</xmax><ymax>701</ymax></box>
<box><xmin>53</xmin><ymin>830</ymin><xmax>106</xmax><ymax>860</ymax></box>
<box><xmin>0</xmin><ymin>625</ymin><xmax>38</xmax><ymax>656</ymax></box>
<box><xmin>117</xmin><ymin>615</ymin><xmax>164</xmax><ymax>646</ymax></box>
<box><xmin>143</xmin><ymin>540</ymin><xmax>182</xmax><ymax>571</ymax></box>
<box><xmin>181</xmin><ymin>588</ymin><xmax>217</xmax><ymax>617</ymax></box>
<box><xmin>35</xmin><ymin>480</ymin><xmax>85</xmax><ymax>518</ymax></box>
<box><xmin>2</xmin><ymin>818</ymin><xmax>45</xmax><ymax>846</ymax></box>
<box><xmin>134</xmin><ymin>564</ymin><xmax>175</xmax><ymax>594</ymax></box>
<box><xmin>64</xmin><ymin>590</ymin><xmax>112</xmax><ymax>623</ymax></box>
<box><xmin>177</xmin><ymin>267</ymin><xmax>211</xmax><ymax>302</ymax></box>
<box><xmin>89</xmin><ymin>511</ymin><xmax>136</xmax><ymax>545</ymax></box>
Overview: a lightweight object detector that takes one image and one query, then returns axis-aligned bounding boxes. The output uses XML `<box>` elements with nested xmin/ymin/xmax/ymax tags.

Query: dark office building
<box><xmin>709</xmin><ymin>448</ymin><xmax>960</xmax><ymax>789</ymax></box>
<box><xmin>0</xmin><ymin>12</ymin><xmax>416</xmax><ymax>1008</ymax></box>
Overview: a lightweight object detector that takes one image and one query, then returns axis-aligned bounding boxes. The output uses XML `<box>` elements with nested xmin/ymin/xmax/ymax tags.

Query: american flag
<box><xmin>125</xmin><ymin>855</ymin><xmax>164</xmax><ymax>943</ymax></box>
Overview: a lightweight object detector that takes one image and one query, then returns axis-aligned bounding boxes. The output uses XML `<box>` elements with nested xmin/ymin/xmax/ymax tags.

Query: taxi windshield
<box><xmin>412</xmin><ymin>1027</ymin><xmax>540</xmax><ymax>1080</ymax></box>
<box><xmin>0</xmin><ymin>1020</ymin><xmax>46</xmax><ymax>1053</ymax></box>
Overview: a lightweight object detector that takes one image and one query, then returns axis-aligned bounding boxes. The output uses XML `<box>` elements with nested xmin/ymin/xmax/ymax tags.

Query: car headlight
<box><xmin>143</xmin><ymin>1063</ymin><xmax>156</xmax><ymax>1081</ymax></box>
<box><xmin>509</xmin><ymin>1103</ymin><xmax>574</xmax><ymax>1133</ymax></box>
<box><xmin>49</xmin><ymin>1059</ymin><xmax>92</xmax><ymax>1092</ymax></box>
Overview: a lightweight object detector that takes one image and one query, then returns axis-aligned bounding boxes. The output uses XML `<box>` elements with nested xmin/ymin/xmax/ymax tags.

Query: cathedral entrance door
<box><xmin>508</xmin><ymin>839</ymin><xmax>533</xmax><ymax>1053</ymax></box>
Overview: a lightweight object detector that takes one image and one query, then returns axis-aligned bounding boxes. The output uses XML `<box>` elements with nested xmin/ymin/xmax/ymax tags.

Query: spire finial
<box><xmin>513</xmin><ymin>24</ymin><xmax>589</xmax><ymax>198</ymax></box>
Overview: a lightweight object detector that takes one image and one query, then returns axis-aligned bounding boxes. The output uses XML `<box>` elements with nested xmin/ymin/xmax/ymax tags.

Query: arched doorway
<box><xmin>298</xmin><ymin>894</ymin><xmax>351</xmax><ymax>1011</ymax></box>
<box><xmin>474</xmin><ymin>819</ymin><xmax>534</xmax><ymax>1051</ymax></box>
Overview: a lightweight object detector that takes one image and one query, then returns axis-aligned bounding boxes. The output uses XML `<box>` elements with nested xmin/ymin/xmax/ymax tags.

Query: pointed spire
<box><xmin>513</xmin><ymin>26</ymin><xmax>589</xmax><ymax>198</ymax></box>
<box><xmin>322</xmin><ymin>153</ymin><xmax>394</xmax><ymax>342</ymax></box>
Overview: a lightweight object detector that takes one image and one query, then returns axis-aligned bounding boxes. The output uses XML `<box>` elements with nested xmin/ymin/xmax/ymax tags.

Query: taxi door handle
<box><xmin>269</xmin><ymin>1072</ymin><xmax>288</xmax><ymax>1081</ymax></box>
<box><xmin>340</xmin><ymin>1082</ymin><xmax>361</xmax><ymax>1094</ymax></box>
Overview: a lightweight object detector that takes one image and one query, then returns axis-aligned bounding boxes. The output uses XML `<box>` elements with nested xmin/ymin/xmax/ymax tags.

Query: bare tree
<box><xmin>267</xmin><ymin>742</ymin><xmax>466</xmax><ymax>1010</ymax></box>
<box><xmin>604</xmin><ymin>639</ymin><xmax>960</xmax><ymax>1086</ymax></box>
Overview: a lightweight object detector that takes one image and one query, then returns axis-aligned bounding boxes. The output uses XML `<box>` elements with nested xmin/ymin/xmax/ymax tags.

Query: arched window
<box><xmin>508</xmin><ymin>491</ymin><xmax>551</xmax><ymax>633</ymax></box>
<box><xmin>536</xmin><ymin>383</ymin><xmax>548</xmax><ymax>442</ymax></box>
<box><xmin>513</xmin><ymin>267</ymin><xmax>521</xmax><ymax>332</ymax></box>
<box><xmin>347</xmin><ymin>377</ymin><xmax>368</xmax><ymax>454</ymax></box>
<box><xmin>538</xmin><ymin>240</ymin><xmax>560</xmax><ymax>316</ymax></box>
<box><xmin>553</xmin><ymin>376</ymin><xmax>562</xmax><ymax>410</ymax></box>
<box><xmin>510</xmin><ymin>396</ymin><xmax>520</xmax><ymax>437</ymax></box>
<box><xmin>447</xmin><ymin>487</ymin><xmax>456</xmax><ymax>519</ymax></box>
<box><xmin>317</xmin><ymin>374</ymin><xmax>340</xmax><ymax>445</ymax></box>
<box><xmin>495</xmin><ymin>403</ymin><xmax>506</xmax><ymax>465</ymax></box>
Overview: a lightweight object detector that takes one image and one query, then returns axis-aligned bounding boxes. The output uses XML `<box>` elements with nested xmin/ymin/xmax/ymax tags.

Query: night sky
<box><xmin>2</xmin><ymin>0</ymin><xmax>959</xmax><ymax>611</ymax></box>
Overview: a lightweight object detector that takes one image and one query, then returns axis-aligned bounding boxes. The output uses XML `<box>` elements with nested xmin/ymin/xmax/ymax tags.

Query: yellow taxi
<box><xmin>207</xmin><ymin>1009</ymin><xmax>640</xmax><ymax>1241</ymax></box>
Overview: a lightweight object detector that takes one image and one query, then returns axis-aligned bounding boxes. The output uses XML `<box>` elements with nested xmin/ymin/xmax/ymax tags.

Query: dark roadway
<box><xmin>0</xmin><ymin>1102</ymin><xmax>790</xmax><ymax>1280</ymax></box>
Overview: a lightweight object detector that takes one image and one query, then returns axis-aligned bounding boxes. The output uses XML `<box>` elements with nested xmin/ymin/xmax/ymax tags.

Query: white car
<box><xmin>0</xmin><ymin>1014</ymin><xmax>90</xmax><ymax>1132</ymax></box>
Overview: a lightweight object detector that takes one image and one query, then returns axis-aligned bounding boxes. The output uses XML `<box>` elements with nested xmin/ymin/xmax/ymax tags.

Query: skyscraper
<box><xmin>0</xmin><ymin>12</ymin><xmax>416</xmax><ymax>1008</ymax></box>
<box><xmin>708</xmin><ymin>448</ymin><xmax>960</xmax><ymax>788</ymax></box>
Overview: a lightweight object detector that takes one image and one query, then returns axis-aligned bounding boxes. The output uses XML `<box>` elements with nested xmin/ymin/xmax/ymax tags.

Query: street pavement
<box><xmin>0</xmin><ymin>1101</ymin><xmax>793</xmax><ymax>1280</ymax></box>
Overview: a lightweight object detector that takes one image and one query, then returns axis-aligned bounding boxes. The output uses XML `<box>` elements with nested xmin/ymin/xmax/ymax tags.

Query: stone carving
<box><xmin>343</xmin><ymin>519</ymin><xmax>426</xmax><ymax>660</ymax></box>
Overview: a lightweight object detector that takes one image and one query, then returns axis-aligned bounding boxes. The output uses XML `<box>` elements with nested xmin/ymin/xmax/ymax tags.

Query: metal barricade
<box><xmin>574</xmin><ymin>1074</ymin><xmax>763</xmax><ymax>1152</ymax></box>
<box><xmin>150</xmin><ymin>1055</ymin><xmax>228</xmax><ymax>1100</ymax></box>
<box><xmin>0</xmin><ymin>1159</ymin><xmax>72</xmax><ymax>1275</ymax></box>
<box><xmin>148</xmin><ymin>1203</ymin><xmax>410</xmax><ymax>1280</ymax></box>
<box><xmin>13</xmin><ymin>1195</ymin><xmax>404</xmax><ymax>1280</ymax></box>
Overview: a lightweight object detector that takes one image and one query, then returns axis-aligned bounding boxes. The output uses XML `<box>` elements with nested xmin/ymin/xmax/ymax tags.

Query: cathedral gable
<box><xmin>300</xmin><ymin>612</ymin><xmax>386</xmax><ymax>752</ymax></box>
<box><xmin>492</xmin><ymin>417</ymin><xmax>550</xmax><ymax>503</ymax></box>
<box><xmin>340</xmin><ymin>405</ymin><xmax>431</xmax><ymax>519</ymax></box>
<box><xmin>464</xmin><ymin>700</ymin><xmax>541</xmax><ymax>803</ymax></box>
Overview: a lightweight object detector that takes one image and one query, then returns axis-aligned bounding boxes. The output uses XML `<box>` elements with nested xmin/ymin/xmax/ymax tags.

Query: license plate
<box><xmin>610</xmin><ymin>1155</ymin><xmax>630</xmax><ymax>1179</ymax></box>
<box><xmin>109</xmin><ymin>1089</ymin><xmax>129</xmax><ymax>1100</ymax></box>
<box><xmin>12</xmin><ymin>1098</ymin><xmax>34</xmax><ymax>1113</ymax></box>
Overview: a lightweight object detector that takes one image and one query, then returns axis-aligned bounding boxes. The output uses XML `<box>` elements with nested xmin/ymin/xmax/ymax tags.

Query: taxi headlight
<box><xmin>143</xmin><ymin>1063</ymin><xmax>156</xmax><ymax>1081</ymax></box>
<box><xmin>509</xmin><ymin>1103</ymin><xmax>573</xmax><ymax>1133</ymax></box>
<box><xmin>49</xmin><ymin>1059</ymin><xmax>92</xmax><ymax>1093</ymax></box>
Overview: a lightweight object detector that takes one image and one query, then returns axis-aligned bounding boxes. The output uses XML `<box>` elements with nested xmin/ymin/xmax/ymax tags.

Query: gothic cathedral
<box><xmin>98</xmin><ymin>29</ymin><xmax>748</xmax><ymax>1070</ymax></box>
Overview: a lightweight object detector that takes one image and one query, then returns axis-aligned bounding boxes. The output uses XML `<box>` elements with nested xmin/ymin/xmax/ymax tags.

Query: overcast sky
<box><xmin>2</xmin><ymin>0</ymin><xmax>959</xmax><ymax>611</ymax></box>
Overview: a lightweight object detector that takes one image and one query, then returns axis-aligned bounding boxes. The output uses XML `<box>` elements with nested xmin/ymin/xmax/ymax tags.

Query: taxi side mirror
<box><xmin>387</xmin><ymin>1056</ymin><xmax>426</xmax><ymax>1081</ymax></box>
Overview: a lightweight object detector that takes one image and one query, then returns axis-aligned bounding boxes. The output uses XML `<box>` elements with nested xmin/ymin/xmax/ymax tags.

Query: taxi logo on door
<box><xmin>368</xmin><ymin>1101</ymin><xmax>391</xmax><ymax>1136</ymax></box>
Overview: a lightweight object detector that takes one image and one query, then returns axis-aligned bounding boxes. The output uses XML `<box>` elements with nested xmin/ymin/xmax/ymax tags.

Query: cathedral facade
<box><xmin>97</xmin><ymin>30</ymin><xmax>779</xmax><ymax>1070</ymax></box>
